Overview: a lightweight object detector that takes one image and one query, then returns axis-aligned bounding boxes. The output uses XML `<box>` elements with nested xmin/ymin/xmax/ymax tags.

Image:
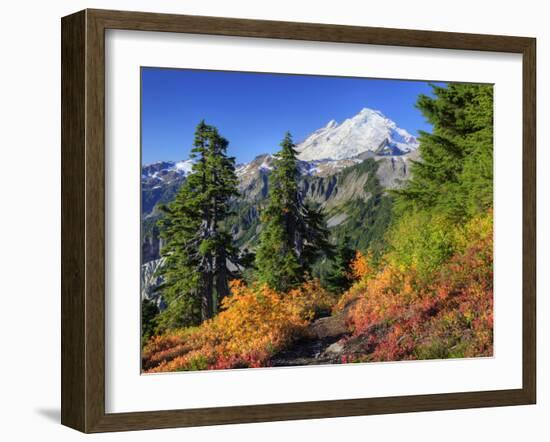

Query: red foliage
<box><xmin>343</xmin><ymin>212</ymin><xmax>493</xmax><ymax>362</ymax></box>
<box><xmin>143</xmin><ymin>211</ymin><xmax>493</xmax><ymax>372</ymax></box>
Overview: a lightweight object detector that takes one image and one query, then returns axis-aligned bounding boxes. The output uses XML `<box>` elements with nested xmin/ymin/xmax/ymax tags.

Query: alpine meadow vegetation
<box><xmin>142</xmin><ymin>82</ymin><xmax>494</xmax><ymax>372</ymax></box>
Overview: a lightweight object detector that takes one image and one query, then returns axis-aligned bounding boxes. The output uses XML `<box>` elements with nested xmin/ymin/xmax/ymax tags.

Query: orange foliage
<box><xmin>350</xmin><ymin>250</ymin><xmax>372</xmax><ymax>280</ymax></box>
<box><xmin>143</xmin><ymin>211</ymin><xmax>493</xmax><ymax>371</ymax></box>
<box><xmin>341</xmin><ymin>212</ymin><xmax>493</xmax><ymax>362</ymax></box>
<box><xmin>333</xmin><ymin>250</ymin><xmax>374</xmax><ymax>314</ymax></box>
<box><xmin>142</xmin><ymin>279</ymin><xmax>334</xmax><ymax>372</ymax></box>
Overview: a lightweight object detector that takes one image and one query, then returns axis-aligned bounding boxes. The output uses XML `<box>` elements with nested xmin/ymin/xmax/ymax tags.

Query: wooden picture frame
<box><xmin>61</xmin><ymin>8</ymin><xmax>536</xmax><ymax>433</ymax></box>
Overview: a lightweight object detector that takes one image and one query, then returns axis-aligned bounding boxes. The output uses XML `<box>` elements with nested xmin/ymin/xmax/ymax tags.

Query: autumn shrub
<box><xmin>341</xmin><ymin>210</ymin><xmax>493</xmax><ymax>362</ymax></box>
<box><xmin>333</xmin><ymin>251</ymin><xmax>375</xmax><ymax>313</ymax></box>
<box><xmin>142</xmin><ymin>279</ymin><xmax>334</xmax><ymax>372</ymax></box>
<box><xmin>383</xmin><ymin>210</ymin><xmax>458</xmax><ymax>283</ymax></box>
<box><xmin>349</xmin><ymin>250</ymin><xmax>373</xmax><ymax>280</ymax></box>
<box><xmin>334</xmin><ymin>83</ymin><xmax>494</xmax><ymax>362</ymax></box>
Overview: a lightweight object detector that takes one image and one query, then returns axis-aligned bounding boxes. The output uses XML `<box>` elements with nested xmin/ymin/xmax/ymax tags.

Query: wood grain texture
<box><xmin>89</xmin><ymin>8</ymin><xmax>532</xmax><ymax>52</ymax></box>
<box><xmin>85</xmin><ymin>9</ymin><xmax>107</xmax><ymax>432</ymax></box>
<box><xmin>60</xmin><ymin>8</ymin><xmax>537</xmax><ymax>433</ymax></box>
<box><xmin>61</xmin><ymin>10</ymin><xmax>86</xmax><ymax>432</ymax></box>
<box><xmin>522</xmin><ymin>38</ymin><xmax>537</xmax><ymax>403</ymax></box>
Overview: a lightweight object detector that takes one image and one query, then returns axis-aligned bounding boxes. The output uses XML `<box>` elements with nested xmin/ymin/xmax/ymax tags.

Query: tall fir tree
<box><xmin>255</xmin><ymin>132</ymin><xmax>331</xmax><ymax>292</ymax></box>
<box><xmin>395</xmin><ymin>83</ymin><xmax>493</xmax><ymax>219</ymax></box>
<box><xmin>156</xmin><ymin>121</ymin><xmax>247</xmax><ymax>328</ymax></box>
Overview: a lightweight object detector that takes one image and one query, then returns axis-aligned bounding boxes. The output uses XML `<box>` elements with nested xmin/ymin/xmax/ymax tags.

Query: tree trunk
<box><xmin>215</xmin><ymin>253</ymin><xmax>230</xmax><ymax>310</ymax></box>
<box><xmin>200</xmin><ymin>271</ymin><xmax>214</xmax><ymax>321</ymax></box>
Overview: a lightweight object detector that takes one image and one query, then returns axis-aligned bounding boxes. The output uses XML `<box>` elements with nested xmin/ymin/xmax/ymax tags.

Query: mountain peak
<box><xmin>295</xmin><ymin>108</ymin><xmax>418</xmax><ymax>161</ymax></box>
<box><xmin>325</xmin><ymin>119</ymin><xmax>338</xmax><ymax>129</ymax></box>
<box><xmin>358</xmin><ymin>107</ymin><xmax>383</xmax><ymax>116</ymax></box>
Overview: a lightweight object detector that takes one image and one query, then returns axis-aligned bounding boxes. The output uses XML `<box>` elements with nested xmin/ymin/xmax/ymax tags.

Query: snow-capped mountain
<box><xmin>296</xmin><ymin>108</ymin><xmax>419</xmax><ymax>161</ymax></box>
<box><xmin>141</xmin><ymin>159</ymin><xmax>193</xmax><ymax>216</ymax></box>
<box><xmin>141</xmin><ymin>107</ymin><xmax>419</xmax><ymax>217</ymax></box>
<box><xmin>141</xmin><ymin>147</ymin><xmax>415</xmax><ymax>294</ymax></box>
<box><xmin>141</xmin><ymin>108</ymin><xmax>420</xmax><ymax>283</ymax></box>
<box><xmin>236</xmin><ymin>154</ymin><xmax>362</xmax><ymax>184</ymax></box>
<box><xmin>142</xmin><ymin>159</ymin><xmax>194</xmax><ymax>182</ymax></box>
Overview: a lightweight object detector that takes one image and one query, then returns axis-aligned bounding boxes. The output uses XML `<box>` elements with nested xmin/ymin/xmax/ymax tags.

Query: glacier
<box><xmin>295</xmin><ymin>107</ymin><xmax>419</xmax><ymax>161</ymax></box>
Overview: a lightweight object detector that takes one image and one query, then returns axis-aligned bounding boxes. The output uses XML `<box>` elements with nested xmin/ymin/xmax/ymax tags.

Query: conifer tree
<box><xmin>156</xmin><ymin>121</ymin><xmax>247</xmax><ymax>328</ymax></box>
<box><xmin>395</xmin><ymin>83</ymin><xmax>493</xmax><ymax>219</ymax></box>
<box><xmin>324</xmin><ymin>237</ymin><xmax>356</xmax><ymax>294</ymax></box>
<box><xmin>255</xmin><ymin>132</ymin><xmax>331</xmax><ymax>292</ymax></box>
<box><xmin>141</xmin><ymin>298</ymin><xmax>159</xmax><ymax>344</ymax></box>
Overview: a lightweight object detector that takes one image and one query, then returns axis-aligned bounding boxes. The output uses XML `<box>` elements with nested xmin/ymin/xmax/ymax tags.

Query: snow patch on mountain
<box><xmin>296</xmin><ymin>108</ymin><xmax>419</xmax><ymax>161</ymax></box>
<box><xmin>142</xmin><ymin>159</ymin><xmax>194</xmax><ymax>180</ymax></box>
<box><xmin>174</xmin><ymin>160</ymin><xmax>194</xmax><ymax>174</ymax></box>
<box><xmin>236</xmin><ymin>154</ymin><xmax>364</xmax><ymax>182</ymax></box>
<box><xmin>142</xmin><ymin>107</ymin><xmax>419</xmax><ymax>189</ymax></box>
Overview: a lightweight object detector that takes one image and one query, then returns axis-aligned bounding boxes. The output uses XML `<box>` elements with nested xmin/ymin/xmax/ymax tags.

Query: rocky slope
<box><xmin>141</xmin><ymin>258</ymin><xmax>166</xmax><ymax>308</ymax></box>
<box><xmin>142</xmin><ymin>160</ymin><xmax>192</xmax><ymax>215</ymax></box>
<box><xmin>229</xmin><ymin>152</ymin><xmax>416</xmax><ymax>250</ymax></box>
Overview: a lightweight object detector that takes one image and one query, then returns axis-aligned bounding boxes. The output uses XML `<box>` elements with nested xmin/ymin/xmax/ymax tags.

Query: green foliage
<box><xmin>413</xmin><ymin>338</ymin><xmax>468</xmax><ymax>360</ymax></box>
<box><xmin>143</xmin><ymin>82</ymin><xmax>495</xmax><ymax>369</ymax></box>
<box><xmin>177</xmin><ymin>354</ymin><xmax>210</xmax><ymax>372</ymax></box>
<box><xmin>255</xmin><ymin>132</ymin><xmax>332</xmax><ymax>292</ymax></box>
<box><xmin>156</xmin><ymin>121</ymin><xmax>250</xmax><ymax>328</ymax></box>
<box><xmin>323</xmin><ymin>237</ymin><xmax>356</xmax><ymax>294</ymax></box>
<box><xmin>384</xmin><ymin>210</ymin><xmax>456</xmax><ymax>281</ymax></box>
<box><xmin>313</xmin><ymin>158</ymin><xmax>393</xmax><ymax>287</ymax></box>
<box><xmin>385</xmin><ymin>83</ymin><xmax>494</xmax><ymax>280</ymax></box>
<box><xmin>254</xmin><ymin>217</ymin><xmax>304</xmax><ymax>293</ymax></box>
<box><xmin>344</xmin><ymin>210</ymin><xmax>494</xmax><ymax>363</ymax></box>
<box><xmin>394</xmin><ymin>83</ymin><xmax>493</xmax><ymax>220</ymax></box>
<box><xmin>328</xmin><ymin>159</ymin><xmax>393</xmax><ymax>255</ymax></box>
<box><xmin>141</xmin><ymin>298</ymin><xmax>159</xmax><ymax>345</ymax></box>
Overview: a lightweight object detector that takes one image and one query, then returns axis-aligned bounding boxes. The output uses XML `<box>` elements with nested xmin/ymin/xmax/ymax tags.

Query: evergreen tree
<box><xmin>395</xmin><ymin>83</ymin><xmax>493</xmax><ymax>219</ymax></box>
<box><xmin>385</xmin><ymin>83</ymin><xmax>494</xmax><ymax>279</ymax></box>
<box><xmin>324</xmin><ymin>237</ymin><xmax>356</xmax><ymax>294</ymax></box>
<box><xmin>156</xmin><ymin>121</ymin><xmax>247</xmax><ymax>328</ymax></box>
<box><xmin>255</xmin><ymin>132</ymin><xmax>331</xmax><ymax>292</ymax></box>
<box><xmin>141</xmin><ymin>298</ymin><xmax>159</xmax><ymax>345</ymax></box>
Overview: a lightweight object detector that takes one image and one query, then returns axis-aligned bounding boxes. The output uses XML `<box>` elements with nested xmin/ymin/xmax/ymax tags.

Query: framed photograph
<box><xmin>61</xmin><ymin>9</ymin><xmax>536</xmax><ymax>433</ymax></box>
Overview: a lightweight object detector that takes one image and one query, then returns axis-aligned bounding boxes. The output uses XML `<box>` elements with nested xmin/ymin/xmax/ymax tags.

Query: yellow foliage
<box><xmin>143</xmin><ymin>279</ymin><xmax>334</xmax><ymax>372</ymax></box>
<box><xmin>350</xmin><ymin>250</ymin><xmax>373</xmax><ymax>280</ymax></box>
<box><xmin>142</xmin><ymin>212</ymin><xmax>494</xmax><ymax>371</ymax></box>
<box><xmin>333</xmin><ymin>250</ymin><xmax>375</xmax><ymax>313</ymax></box>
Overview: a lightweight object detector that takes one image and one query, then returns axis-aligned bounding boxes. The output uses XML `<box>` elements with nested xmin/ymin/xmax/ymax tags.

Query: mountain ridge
<box><xmin>141</xmin><ymin>107</ymin><xmax>420</xmax><ymax>267</ymax></box>
<box><xmin>295</xmin><ymin>107</ymin><xmax>418</xmax><ymax>161</ymax></box>
<box><xmin>142</xmin><ymin>107</ymin><xmax>419</xmax><ymax>174</ymax></box>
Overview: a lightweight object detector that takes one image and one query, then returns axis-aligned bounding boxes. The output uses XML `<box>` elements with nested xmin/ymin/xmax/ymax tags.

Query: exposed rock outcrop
<box><xmin>141</xmin><ymin>258</ymin><xmax>166</xmax><ymax>310</ymax></box>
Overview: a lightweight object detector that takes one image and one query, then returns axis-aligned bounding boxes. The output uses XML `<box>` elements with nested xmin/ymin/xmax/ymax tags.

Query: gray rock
<box><xmin>141</xmin><ymin>258</ymin><xmax>166</xmax><ymax>310</ymax></box>
<box><xmin>324</xmin><ymin>341</ymin><xmax>345</xmax><ymax>356</ymax></box>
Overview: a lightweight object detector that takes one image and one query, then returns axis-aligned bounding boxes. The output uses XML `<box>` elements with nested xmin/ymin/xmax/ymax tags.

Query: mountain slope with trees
<box><xmin>142</xmin><ymin>83</ymin><xmax>494</xmax><ymax>371</ymax></box>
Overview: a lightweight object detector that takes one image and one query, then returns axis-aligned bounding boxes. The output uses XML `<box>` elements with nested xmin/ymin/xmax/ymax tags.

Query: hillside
<box><xmin>141</xmin><ymin>109</ymin><xmax>420</xmax><ymax>308</ymax></box>
<box><xmin>141</xmin><ymin>83</ymin><xmax>494</xmax><ymax>372</ymax></box>
<box><xmin>141</xmin><ymin>107</ymin><xmax>418</xmax><ymax>266</ymax></box>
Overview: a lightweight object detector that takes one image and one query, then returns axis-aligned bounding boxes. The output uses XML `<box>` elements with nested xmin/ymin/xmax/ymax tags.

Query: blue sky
<box><xmin>141</xmin><ymin>68</ymin><xmax>439</xmax><ymax>165</ymax></box>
